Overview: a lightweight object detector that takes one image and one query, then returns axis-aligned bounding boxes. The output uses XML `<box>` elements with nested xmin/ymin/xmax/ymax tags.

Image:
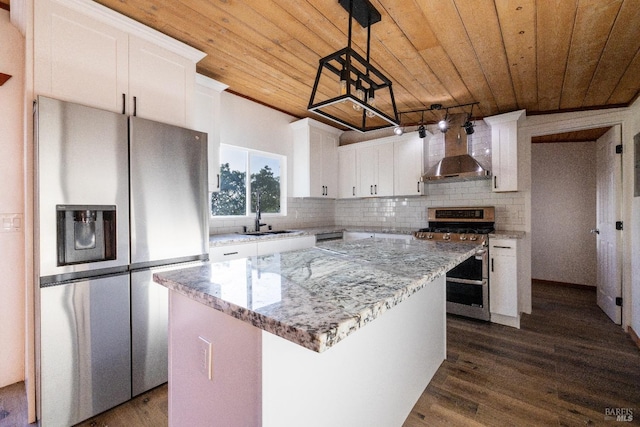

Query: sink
<box><xmin>242</xmin><ymin>230</ymin><xmax>297</xmax><ymax>236</ymax></box>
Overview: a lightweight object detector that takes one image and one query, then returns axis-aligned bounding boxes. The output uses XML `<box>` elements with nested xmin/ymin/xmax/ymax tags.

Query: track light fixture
<box><xmin>462</xmin><ymin>103</ymin><xmax>475</xmax><ymax>135</ymax></box>
<box><xmin>438</xmin><ymin>109</ymin><xmax>449</xmax><ymax>133</ymax></box>
<box><xmin>394</xmin><ymin>126</ymin><xmax>404</xmax><ymax>136</ymax></box>
<box><xmin>418</xmin><ymin>111</ymin><xmax>426</xmax><ymax>138</ymax></box>
<box><xmin>397</xmin><ymin>102</ymin><xmax>479</xmax><ymax>135</ymax></box>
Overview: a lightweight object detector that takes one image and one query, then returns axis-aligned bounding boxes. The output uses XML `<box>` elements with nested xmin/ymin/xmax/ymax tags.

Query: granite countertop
<box><xmin>209</xmin><ymin>230</ymin><xmax>311</xmax><ymax>246</ymax></box>
<box><xmin>154</xmin><ymin>238</ymin><xmax>480</xmax><ymax>353</ymax></box>
<box><xmin>209</xmin><ymin>226</ymin><xmax>416</xmax><ymax>247</ymax></box>
<box><xmin>490</xmin><ymin>230</ymin><xmax>526</xmax><ymax>239</ymax></box>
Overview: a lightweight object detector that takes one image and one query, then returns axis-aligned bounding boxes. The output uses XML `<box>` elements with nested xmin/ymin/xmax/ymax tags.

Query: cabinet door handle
<box><xmin>133</xmin><ymin>96</ymin><xmax>137</xmax><ymax>116</ymax></box>
<box><xmin>491</xmin><ymin>258</ymin><xmax>494</xmax><ymax>272</ymax></box>
<box><xmin>493</xmin><ymin>245</ymin><xmax>512</xmax><ymax>249</ymax></box>
<box><xmin>370</xmin><ymin>185</ymin><xmax>373</xmax><ymax>195</ymax></box>
<box><xmin>325</xmin><ymin>186</ymin><xmax>328</xmax><ymax>196</ymax></box>
<box><xmin>352</xmin><ymin>186</ymin><xmax>355</xmax><ymax>196</ymax></box>
<box><xmin>417</xmin><ymin>181</ymin><xmax>420</xmax><ymax>193</ymax></box>
<box><xmin>223</xmin><ymin>251</ymin><xmax>239</xmax><ymax>256</ymax></box>
<box><xmin>217</xmin><ymin>173</ymin><xmax>220</xmax><ymax>189</ymax></box>
<box><xmin>122</xmin><ymin>93</ymin><xmax>126</xmax><ymax>115</ymax></box>
<box><xmin>494</xmin><ymin>176</ymin><xmax>497</xmax><ymax>189</ymax></box>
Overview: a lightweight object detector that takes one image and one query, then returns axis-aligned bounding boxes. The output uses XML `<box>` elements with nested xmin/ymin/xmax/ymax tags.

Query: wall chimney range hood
<box><xmin>422</xmin><ymin>113</ymin><xmax>491</xmax><ymax>182</ymax></box>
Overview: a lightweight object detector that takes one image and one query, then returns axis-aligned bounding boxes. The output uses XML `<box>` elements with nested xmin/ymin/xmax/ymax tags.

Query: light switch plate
<box><xmin>1</xmin><ymin>213</ymin><xmax>22</xmax><ymax>233</ymax></box>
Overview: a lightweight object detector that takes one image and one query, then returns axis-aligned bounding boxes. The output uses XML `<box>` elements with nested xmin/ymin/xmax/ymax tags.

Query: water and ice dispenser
<box><xmin>56</xmin><ymin>205</ymin><xmax>117</xmax><ymax>265</ymax></box>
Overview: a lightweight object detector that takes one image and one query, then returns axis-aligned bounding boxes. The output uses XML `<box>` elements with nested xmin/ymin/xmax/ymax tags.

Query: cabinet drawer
<box><xmin>209</xmin><ymin>242</ymin><xmax>257</xmax><ymax>262</ymax></box>
<box><xmin>489</xmin><ymin>239</ymin><xmax>516</xmax><ymax>256</ymax></box>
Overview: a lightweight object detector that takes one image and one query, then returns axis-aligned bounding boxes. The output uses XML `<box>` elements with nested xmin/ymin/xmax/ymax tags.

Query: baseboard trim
<box><xmin>629</xmin><ymin>326</ymin><xmax>640</xmax><ymax>350</ymax></box>
<box><xmin>532</xmin><ymin>278</ymin><xmax>596</xmax><ymax>291</ymax></box>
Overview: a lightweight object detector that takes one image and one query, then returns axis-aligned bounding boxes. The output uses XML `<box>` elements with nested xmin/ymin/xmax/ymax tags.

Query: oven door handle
<box><xmin>447</xmin><ymin>278</ymin><xmax>487</xmax><ymax>286</ymax></box>
<box><xmin>475</xmin><ymin>249</ymin><xmax>487</xmax><ymax>260</ymax></box>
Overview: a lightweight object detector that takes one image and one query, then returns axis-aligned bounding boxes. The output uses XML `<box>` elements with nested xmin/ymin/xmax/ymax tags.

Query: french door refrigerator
<box><xmin>36</xmin><ymin>96</ymin><xmax>209</xmax><ymax>426</ymax></box>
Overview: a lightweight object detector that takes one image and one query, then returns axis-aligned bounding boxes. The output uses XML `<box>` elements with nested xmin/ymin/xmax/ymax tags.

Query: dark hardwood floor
<box><xmin>1</xmin><ymin>281</ymin><xmax>638</xmax><ymax>426</ymax></box>
<box><xmin>404</xmin><ymin>281</ymin><xmax>640</xmax><ymax>426</ymax></box>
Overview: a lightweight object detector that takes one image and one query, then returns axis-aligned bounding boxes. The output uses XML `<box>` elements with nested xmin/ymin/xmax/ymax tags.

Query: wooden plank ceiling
<box><xmin>5</xmin><ymin>0</ymin><xmax>640</xmax><ymax>132</ymax></box>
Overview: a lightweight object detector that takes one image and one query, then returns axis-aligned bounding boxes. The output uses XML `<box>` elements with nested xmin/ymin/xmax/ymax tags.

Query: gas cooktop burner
<box><xmin>417</xmin><ymin>227</ymin><xmax>494</xmax><ymax>235</ymax></box>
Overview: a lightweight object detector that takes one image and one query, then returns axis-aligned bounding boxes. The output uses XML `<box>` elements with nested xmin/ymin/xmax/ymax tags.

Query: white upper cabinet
<box><xmin>291</xmin><ymin>118</ymin><xmax>342</xmax><ymax>198</ymax></box>
<box><xmin>357</xmin><ymin>141</ymin><xmax>394</xmax><ymax>197</ymax></box>
<box><xmin>336</xmin><ymin>133</ymin><xmax>425</xmax><ymax>199</ymax></box>
<box><xmin>338</xmin><ymin>146</ymin><xmax>358</xmax><ymax>198</ymax></box>
<box><xmin>394</xmin><ymin>134</ymin><xmax>425</xmax><ymax>196</ymax></box>
<box><xmin>34</xmin><ymin>0</ymin><xmax>129</xmax><ymax>113</ymax></box>
<box><xmin>34</xmin><ymin>0</ymin><xmax>205</xmax><ymax>127</ymax></box>
<box><xmin>193</xmin><ymin>74</ymin><xmax>228</xmax><ymax>193</ymax></box>
<box><xmin>484</xmin><ymin>110</ymin><xmax>525</xmax><ymax>192</ymax></box>
<box><xmin>128</xmin><ymin>37</ymin><xmax>196</xmax><ymax>126</ymax></box>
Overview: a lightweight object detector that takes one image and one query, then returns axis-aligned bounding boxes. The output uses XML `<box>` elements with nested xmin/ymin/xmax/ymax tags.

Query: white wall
<box><xmin>531</xmin><ymin>142</ymin><xmax>597</xmax><ymax>286</ymax></box>
<box><xmin>210</xmin><ymin>92</ymin><xmax>337</xmax><ymax>235</ymax></box>
<box><xmin>0</xmin><ymin>9</ymin><xmax>25</xmax><ymax>388</ymax></box>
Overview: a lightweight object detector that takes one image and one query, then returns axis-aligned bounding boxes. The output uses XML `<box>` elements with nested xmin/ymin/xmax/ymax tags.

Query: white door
<box><xmin>595</xmin><ymin>126</ymin><xmax>622</xmax><ymax>324</ymax></box>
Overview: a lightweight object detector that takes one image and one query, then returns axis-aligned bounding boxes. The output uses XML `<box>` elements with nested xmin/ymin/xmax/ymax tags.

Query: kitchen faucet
<box><xmin>255</xmin><ymin>191</ymin><xmax>266</xmax><ymax>232</ymax></box>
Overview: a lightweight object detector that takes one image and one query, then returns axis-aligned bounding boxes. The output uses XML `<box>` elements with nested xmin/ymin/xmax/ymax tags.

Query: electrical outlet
<box><xmin>198</xmin><ymin>336</ymin><xmax>213</xmax><ymax>380</ymax></box>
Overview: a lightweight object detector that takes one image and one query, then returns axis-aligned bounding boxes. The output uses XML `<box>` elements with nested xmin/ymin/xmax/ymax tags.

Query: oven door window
<box><xmin>446</xmin><ymin>280</ymin><xmax>484</xmax><ymax>307</ymax></box>
<box><xmin>448</xmin><ymin>255</ymin><xmax>482</xmax><ymax>280</ymax></box>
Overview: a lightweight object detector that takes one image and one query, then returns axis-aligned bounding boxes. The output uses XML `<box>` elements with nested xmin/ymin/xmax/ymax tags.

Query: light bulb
<box><xmin>339</xmin><ymin>67</ymin><xmax>348</xmax><ymax>103</ymax></box>
<box><xmin>365</xmin><ymin>88</ymin><xmax>376</xmax><ymax>118</ymax></box>
<box><xmin>352</xmin><ymin>79</ymin><xmax>363</xmax><ymax>111</ymax></box>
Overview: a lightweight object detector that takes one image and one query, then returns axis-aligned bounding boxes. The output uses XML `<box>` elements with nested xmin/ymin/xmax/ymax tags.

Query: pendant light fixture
<box><xmin>308</xmin><ymin>0</ymin><xmax>399</xmax><ymax>133</ymax></box>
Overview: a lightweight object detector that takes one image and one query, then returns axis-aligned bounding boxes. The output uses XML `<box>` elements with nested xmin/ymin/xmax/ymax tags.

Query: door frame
<box><xmin>521</xmin><ymin>106</ymin><xmax>634</xmax><ymax>330</ymax></box>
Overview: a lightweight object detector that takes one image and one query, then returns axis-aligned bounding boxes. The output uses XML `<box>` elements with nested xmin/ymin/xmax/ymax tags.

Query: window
<box><xmin>212</xmin><ymin>145</ymin><xmax>285</xmax><ymax>217</ymax></box>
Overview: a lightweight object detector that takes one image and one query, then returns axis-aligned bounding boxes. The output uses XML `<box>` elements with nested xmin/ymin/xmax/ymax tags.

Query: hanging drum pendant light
<box><xmin>307</xmin><ymin>0</ymin><xmax>399</xmax><ymax>132</ymax></box>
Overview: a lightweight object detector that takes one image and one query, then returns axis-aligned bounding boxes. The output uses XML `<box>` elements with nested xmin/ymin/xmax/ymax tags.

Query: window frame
<box><xmin>211</xmin><ymin>144</ymin><xmax>287</xmax><ymax>218</ymax></box>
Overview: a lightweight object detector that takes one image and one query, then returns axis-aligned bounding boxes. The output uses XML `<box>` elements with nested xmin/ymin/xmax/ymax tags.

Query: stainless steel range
<box><xmin>414</xmin><ymin>207</ymin><xmax>495</xmax><ymax>321</ymax></box>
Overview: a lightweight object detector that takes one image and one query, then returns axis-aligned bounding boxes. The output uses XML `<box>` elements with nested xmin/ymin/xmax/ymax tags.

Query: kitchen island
<box><xmin>154</xmin><ymin>237</ymin><xmax>480</xmax><ymax>426</ymax></box>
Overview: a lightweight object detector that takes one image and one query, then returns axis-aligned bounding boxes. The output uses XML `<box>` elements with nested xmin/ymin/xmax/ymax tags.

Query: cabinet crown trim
<box><xmin>51</xmin><ymin>0</ymin><xmax>206</xmax><ymax>62</ymax></box>
<box><xmin>484</xmin><ymin>109</ymin><xmax>526</xmax><ymax>126</ymax></box>
<box><xmin>290</xmin><ymin>117</ymin><xmax>343</xmax><ymax>135</ymax></box>
<box><xmin>196</xmin><ymin>74</ymin><xmax>229</xmax><ymax>93</ymax></box>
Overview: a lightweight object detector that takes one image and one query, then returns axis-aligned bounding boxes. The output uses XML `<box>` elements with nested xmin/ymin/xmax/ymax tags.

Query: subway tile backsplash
<box><xmin>209</xmin><ymin>180</ymin><xmax>525</xmax><ymax>235</ymax></box>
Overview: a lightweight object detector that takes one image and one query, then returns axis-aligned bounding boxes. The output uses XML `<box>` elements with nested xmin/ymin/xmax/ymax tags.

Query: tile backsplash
<box><xmin>209</xmin><ymin>180</ymin><xmax>525</xmax><ymax>234</ymax></box>
<box><xmin>335</xmin><ymin>179</ymin><xmax>525</xmax><ymax>230</ymax></box>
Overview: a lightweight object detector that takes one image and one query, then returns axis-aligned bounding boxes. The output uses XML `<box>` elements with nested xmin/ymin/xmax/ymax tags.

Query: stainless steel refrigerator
<box><xmin>36</xmin><ymin>96</ymin><xmax>209</xmax><ymax>426</ymax></box>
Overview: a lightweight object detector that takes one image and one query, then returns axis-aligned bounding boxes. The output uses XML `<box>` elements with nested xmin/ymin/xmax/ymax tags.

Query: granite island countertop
<box><xmin>155</xmin><ymin>238</ymin><xmax>480</xmax><ymax>353</ymax></box>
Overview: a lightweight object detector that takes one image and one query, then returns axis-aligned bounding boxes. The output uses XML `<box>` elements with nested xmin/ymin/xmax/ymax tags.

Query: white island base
<box><xmin>168</xmin><ymin>275</ymin><xmax>446</xmax><ymax>427</ymax></box>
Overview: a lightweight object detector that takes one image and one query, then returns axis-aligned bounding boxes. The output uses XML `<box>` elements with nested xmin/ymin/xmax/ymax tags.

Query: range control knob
<box><xmin>443</xmin><ymin>233</ymin><xmax>451</xmax><ymax>241</ymax></box>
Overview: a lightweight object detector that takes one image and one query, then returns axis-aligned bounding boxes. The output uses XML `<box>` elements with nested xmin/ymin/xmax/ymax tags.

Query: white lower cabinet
<box><xmin>257</xmin><ymin>236</ymin><xmax>315</xmax><ymax>256</ymax></box>
<box><xmin>210</xmin><ymin>236</ymin><xmax>316</xmax><ymax>262</ymax></box>
<box><xmin>343</xmin><ymin>232</ymin><xmax>412</xmax><ymax>242</ymax></box>
<box><xmin>489</xmin><ymin>238</ymin><xmax>519</xmax><ymax>327</ymax></box>
<box><xmin>343</xmin><ymin>232</ymin><xmax>375</xmax><ymax>241</ymax></box>
<box><xmin>209</xmin><ymin>242</ymin><xmax>258</xmax><ymax>262</ymax></box>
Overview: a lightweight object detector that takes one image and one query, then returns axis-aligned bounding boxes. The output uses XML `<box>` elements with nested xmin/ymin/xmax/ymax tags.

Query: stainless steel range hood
<box><xmin>422</xmin><ymin>113</ymin><xmax>490</xmax><ymax>182</ymax></box>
